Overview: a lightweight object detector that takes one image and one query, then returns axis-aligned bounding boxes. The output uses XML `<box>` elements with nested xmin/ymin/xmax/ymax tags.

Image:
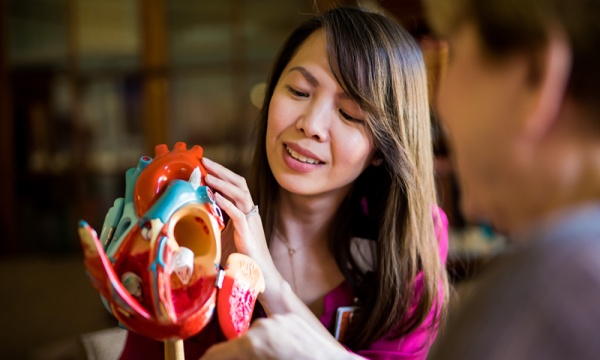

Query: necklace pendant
<box><xmin>288</xmin><ymin>249</ymin><xmax>296</xmax><ymax>256</ymax></box>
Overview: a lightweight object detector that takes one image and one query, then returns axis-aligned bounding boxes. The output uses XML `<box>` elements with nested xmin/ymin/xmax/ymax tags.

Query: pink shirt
<box><xmin>120</xmin><ymin>207</ymin><xmax>448</xmax><ymax>360</ymax></box>
<box><xmin>322</xmin><ymin>207</ymin><xmax>448</xmax><ymax>359</ymax></box>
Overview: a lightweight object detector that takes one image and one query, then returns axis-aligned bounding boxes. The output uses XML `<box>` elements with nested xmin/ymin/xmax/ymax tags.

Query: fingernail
<box><xmin>203</xmin><ymin>157</ymin><xmax>213</xmax><ymax>164</ymax></box>
<box><xmin>205</xmin><ymin>174</ymin><xmax>214</xmax><ymax>182</ymax></box>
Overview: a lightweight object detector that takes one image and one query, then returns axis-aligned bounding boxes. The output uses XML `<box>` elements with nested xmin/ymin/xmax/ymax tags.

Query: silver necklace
<box><xmin>275</xmin><ymin>235</ymin><xmax>303</xmax><ymax>292</ymax></box>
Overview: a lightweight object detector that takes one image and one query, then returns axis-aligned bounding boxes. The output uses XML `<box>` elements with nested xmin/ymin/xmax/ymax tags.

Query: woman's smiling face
<box><xmin>266</xmin><ymin>30</ymin><xmax>376</xmax><ymax>198</ymax></box>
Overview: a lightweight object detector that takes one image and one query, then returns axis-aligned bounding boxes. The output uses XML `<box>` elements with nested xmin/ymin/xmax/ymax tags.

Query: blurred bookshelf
<box><xmin>0</xmin><ymin>0</ymin><xmax>323</xmax><ymax>256</ymax></box>
<box><xmin>0</xmin><ymin>0</ymin><xmax>502</xmax><ymax>284</ymax></box>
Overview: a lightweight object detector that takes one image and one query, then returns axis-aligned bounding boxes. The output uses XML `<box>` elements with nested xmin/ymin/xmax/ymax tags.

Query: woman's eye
<box><xmin>339</xmin><ymin>109</ymin><xmax>361</xmax><ymax>122</ymax></box>
<box><xmin>287</xmin><ymin>86</ymin><xmax>308</xmax><ymax>98</ymax></box>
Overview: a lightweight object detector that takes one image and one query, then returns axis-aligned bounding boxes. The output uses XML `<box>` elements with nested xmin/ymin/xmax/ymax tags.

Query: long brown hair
<box><xmin>250</xmin><ymin>6</ymin><xmax>448</xmax><ymax>349</ymax></box>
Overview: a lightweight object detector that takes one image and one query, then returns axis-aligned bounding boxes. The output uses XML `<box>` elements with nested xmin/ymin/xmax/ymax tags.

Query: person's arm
<box><xmin>200</xmin><ymin>313</ymin><xmax>365</xmax><ymax>360</ymax></box>
<box><xmin>202</xmin><ymin>158</ymin><xmax>348</xmax><ymax>349</ymax></box>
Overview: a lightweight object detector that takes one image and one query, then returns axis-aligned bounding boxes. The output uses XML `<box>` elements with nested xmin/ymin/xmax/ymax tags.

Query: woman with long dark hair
<box><xmin>121</xmin><ymin>6</ymin><xmax>448</xmax><ymax>359</ymax></box>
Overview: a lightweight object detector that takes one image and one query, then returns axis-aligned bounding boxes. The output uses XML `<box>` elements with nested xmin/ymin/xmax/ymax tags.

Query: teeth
<box><xmin>286</xmin><ymin>146</ymin><xmax>320</xmax><ymax>164</ymax></box>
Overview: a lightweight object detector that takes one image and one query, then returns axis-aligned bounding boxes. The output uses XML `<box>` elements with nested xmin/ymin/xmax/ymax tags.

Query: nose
<box><xmin>295</xmin><ymin>101</ymin><xmax>330</xmax><ymax>141</ymax></box>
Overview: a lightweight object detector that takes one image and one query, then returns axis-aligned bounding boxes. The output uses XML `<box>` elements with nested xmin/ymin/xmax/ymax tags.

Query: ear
<box><xmin>371</xmin><ymin>154</ymin><xmax>383</xmax><ymax>166</ymax></box>
<box><xmin>523</xmin><ymin>29</ymin><xmax>572</xmax><ymax>141</ymax></box>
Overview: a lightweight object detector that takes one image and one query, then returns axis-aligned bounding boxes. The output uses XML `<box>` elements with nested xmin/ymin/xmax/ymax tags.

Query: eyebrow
<box><xmin>288</xmin><ymin>65</ymin><xmax>352</xmax><ymax>100</ymax></box>
<box><xmin>289</xmin><ymin>66</ymin><xmax>319</xmax><ymax>87</ymax></box>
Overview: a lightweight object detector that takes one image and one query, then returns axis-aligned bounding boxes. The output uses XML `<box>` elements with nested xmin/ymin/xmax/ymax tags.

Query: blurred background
<box><xmin>0</xmin><ymin>0</ymin><xmax>505</xmax><ymax>358</ymax></box>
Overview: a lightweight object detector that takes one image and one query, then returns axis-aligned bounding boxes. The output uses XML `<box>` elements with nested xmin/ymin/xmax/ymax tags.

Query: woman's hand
<box><xmin>202</xmin><ymin>158</ymin><xmax>281</xmax><ymax>293</ymax></box>
<box><xmin>199</xmin><ymin>313</ymin><xmax>359</xmax><ymax>360</ymax></box>
<box><xmin>202</xmin><ymin>157</ymin><xmax>335</xmax><ymax>337</ymax></box>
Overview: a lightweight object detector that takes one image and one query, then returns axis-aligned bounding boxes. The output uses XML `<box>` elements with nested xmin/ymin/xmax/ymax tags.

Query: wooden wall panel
<box><xmin>0</xmin><ymin>0</ymin><xmax>18</xmax><ymax>254</ymax></box>
<box><xmin>141</xmin><ymin>0</ymin><xmax>169</xmax><ymax>154</ymax></box>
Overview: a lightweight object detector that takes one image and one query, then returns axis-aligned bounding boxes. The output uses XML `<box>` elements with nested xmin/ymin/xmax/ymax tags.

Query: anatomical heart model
<box><xmin>78</xmin><ymin>142</ymin><xmax>265</xmax><ymax>352</ymax></box>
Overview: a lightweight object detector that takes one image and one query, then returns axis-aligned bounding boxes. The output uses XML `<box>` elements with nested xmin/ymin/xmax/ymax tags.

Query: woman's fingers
<box><xmin>202</xmin><ymin>157</ymin><xmax>249</xmax><ymax>191</ymax></box>
<box><xmin>202</xmin><ymin>157</ymin><xmax>278</xmax><ymax>288</ymax></box>
<box><xmin>200</xmin><ymin>336</ymin><xmax>257</xmax><ymax>360</ymax></box>
<box><xmin>215</xmin><ymin>192</ymin><xmax>246</xmax><ymax>224</ymax></box>
<box><xmin>203</xmin><ymin>158</ymin><xmax>254</xmax><ymax>214</ymax></box>
<box><xmin>215</xmin><ymin>193</ymin><xmax>275</xmax><ymax>283</ymax></box>
<box><xmin>206</xmin><ymin>174</ymin><xmax>253</xmax><ymax>212</ymax></box>
<box><xmin>214</xmin><ymin>192</ymin><xmax>254</xmax><ymax>253</ymax></box>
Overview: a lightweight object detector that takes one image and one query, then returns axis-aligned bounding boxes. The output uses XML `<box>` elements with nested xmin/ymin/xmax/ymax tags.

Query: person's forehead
<box><xmin>281</xmin><ymin>31</ymin><xmax>329</xmax><ymax>75</ymax></box>
<box><xmin>289</xmin><ymin>30</ymin><xmax>325</xmax><ymax>62</ymax></box>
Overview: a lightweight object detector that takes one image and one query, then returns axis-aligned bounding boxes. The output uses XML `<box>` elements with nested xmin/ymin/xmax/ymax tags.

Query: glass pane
<box><xmin>7</xmin><ymin>0</ymin><xmax>68</xmax><ymax>67</ymax></box>
<box><xmin>167</xmin><ymin>1</ymin><xmax>232</xmax><ymax>66</ymax></box>
<box><xmin>76</xmin><ymin>0</ymin><xmax>140</xmax><ymax>70</ymax></box>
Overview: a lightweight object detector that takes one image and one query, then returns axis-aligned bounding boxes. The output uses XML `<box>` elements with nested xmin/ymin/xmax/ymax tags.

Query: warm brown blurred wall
<box><xmin>0</xmin><ymin>0</ymin><xmax>17</xmax><ymax>255</ymax></box>
<box><xmin>0</xmin><ymin>0</ymin><xmax>359</xmax><ymax>258</ymax></box>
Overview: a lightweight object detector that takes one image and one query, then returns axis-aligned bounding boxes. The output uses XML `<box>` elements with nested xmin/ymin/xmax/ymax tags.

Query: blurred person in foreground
<box><xmin>424</xmin><ymin>0</ymin><xmax>600</xmax><ymax>359</ymax></box>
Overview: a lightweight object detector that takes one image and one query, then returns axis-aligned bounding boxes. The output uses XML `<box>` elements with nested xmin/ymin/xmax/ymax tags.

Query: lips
<box><xmin>284</xmin><ymin>143</ymin><xmax>324</xmax><ymax>165</ymax></box>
